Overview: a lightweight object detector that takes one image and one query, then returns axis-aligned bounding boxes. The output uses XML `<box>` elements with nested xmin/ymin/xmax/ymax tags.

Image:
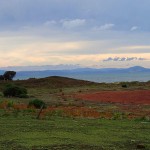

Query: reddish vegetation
<box><xmin>0</xmin><ymin>100</ymin><xmax>149</xmax><ymax>119</ymax></box>
<box><xmin>13</xmin><ymin>104</ymin><xmax>28</xmax><ymax>110</ymax></box>
<box><xmin>75</xmin><ymin>90</ymin><xmax>150</xmax><ymax>104</ymax></box>
<box><xmin>42</xmin><ymin>106</ymin><xmax>102</xmax><ymax>118</ymax></box>
<box><xmin>0</xmin><ymin>101</ymin><xmax>101</xmax><ymax>118</ymax></box>
<box><xmin>1</xmin><ymin>90</ymin><xmax>149</xmax><ymax>119</ymax></box>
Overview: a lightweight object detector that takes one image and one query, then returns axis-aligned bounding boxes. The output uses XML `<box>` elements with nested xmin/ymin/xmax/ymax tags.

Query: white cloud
<box><xmin>44</xmin><ymin>20</ymin><xmax>57</xmax><ymax>26</ymax></box>
<box><xmin>130</xmin><ymin>26</ymin><xmax>139</xmax><ymax>31</ymax></box>
<box><xmin>61</xmin><ymin>19</ymin><xmax>86</xmax><ymax>29</ymax></box>
<box><xmin>94</xmin><ymin>24</ymin><xmax>115</xmax><ymax>31</ymax></box>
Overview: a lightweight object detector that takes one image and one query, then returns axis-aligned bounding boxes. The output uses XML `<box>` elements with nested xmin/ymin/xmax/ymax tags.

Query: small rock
<box><xmin>137</xmin><ymin>144</ymin><xmax>145</xmax><ymax>149</ymax></box>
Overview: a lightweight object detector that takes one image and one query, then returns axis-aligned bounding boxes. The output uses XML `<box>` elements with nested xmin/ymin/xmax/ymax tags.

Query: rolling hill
<box><xmin>14</xmin><ymin>76</ymin><xmax>98</xmax><ymax>88</ymax></box>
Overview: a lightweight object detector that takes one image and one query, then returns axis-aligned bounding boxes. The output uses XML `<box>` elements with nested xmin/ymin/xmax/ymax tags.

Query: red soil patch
<box><xmin>75</xmin><ymin>90</ymin><xmax>150</xmax><ymax>104</ymax></box>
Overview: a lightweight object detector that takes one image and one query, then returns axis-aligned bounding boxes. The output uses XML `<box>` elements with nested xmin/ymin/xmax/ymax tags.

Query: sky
<box><xmin>0</xmin><ymin>0</ymin><xmax>150</xmax><ymax>68</ymax></box>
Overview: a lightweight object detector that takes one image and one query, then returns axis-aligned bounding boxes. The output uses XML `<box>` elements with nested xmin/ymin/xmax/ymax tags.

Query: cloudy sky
<box><xmin>0</xmin><ymin>0</ymin><xmax>150</xmax><ymax>68</ymax></box>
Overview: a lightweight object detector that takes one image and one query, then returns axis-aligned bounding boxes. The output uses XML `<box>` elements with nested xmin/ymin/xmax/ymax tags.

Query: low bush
<box><xmin>122</xmin><ymin>84</ymin><xmax>128</xmax><ymax>88</ymax></box>
<box><xmin>3</xmin><ymin>84</ymin><xmax>28</xmax><ymax>98</ymax></box>
<box><xmin>28</xmin><ymin>99</ymin><xmax>46</xmax><ymax>109</ymax></box>
<box><xmin>7</xmin><ymin>101</ymin><xmax>14</xmax><ymax>108</ymax></box>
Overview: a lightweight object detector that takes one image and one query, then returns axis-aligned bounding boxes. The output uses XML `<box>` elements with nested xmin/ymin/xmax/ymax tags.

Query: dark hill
<box><xmin>14</xmin><ymin>76</ymin><xmax>97</xmax><ymax>88</ymax></box>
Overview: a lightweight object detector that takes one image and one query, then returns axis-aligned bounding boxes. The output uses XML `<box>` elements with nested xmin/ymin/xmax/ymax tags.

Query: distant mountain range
<box><xmin>0</xmin><ymin>64</ymin><xmax>81</xmax><ymax>71</ymax></box>
<box><xmin>0</xmin><ymin>66</ymin><xmax>150</xmax><ymax>82</ymax></box>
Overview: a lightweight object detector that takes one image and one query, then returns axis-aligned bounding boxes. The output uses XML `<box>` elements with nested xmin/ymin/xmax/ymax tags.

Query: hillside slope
<box><xmin>14</xmin><ymin>76</ymin><xmax>97</xmax><ymax>88</ymax></box>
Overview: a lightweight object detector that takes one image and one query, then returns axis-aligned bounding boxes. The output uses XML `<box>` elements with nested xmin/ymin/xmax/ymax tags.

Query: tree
<box><xmin>3</xmin><ymin>71</ymin><xmax>16</xmax><ymax>80</ymax></box>
<box><xmin>0</xmin><ymin>75</ymin><xmax>4</xmax><ymax>80</ymax></box>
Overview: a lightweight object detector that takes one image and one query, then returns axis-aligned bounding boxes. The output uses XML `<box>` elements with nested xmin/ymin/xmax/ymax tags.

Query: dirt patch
<box><xmin>75</xmin><ymin>90</ymin><xmax>150</xmax><ymax>105</ymax></box>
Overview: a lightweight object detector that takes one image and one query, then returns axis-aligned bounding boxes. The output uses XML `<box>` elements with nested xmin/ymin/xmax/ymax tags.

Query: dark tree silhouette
<box><xmin>0</xmin><ymin>75</ymin><xmax>4</xmax><ymax>80</ymax></box>
<box><xmin>3</xmin><ymin>71</ymin><xmax>16</xmax><ymax>80</ymax></box>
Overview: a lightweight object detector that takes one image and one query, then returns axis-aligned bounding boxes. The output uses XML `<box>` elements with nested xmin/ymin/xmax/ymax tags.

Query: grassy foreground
<box><xmin>0</xmin><ymin>77</ymin><xmax>150</xmax><ymax>149</ymax></box>
<box><xmin>0</xmin><ymin>116</ymin><xmax>150</xmax><ymax>150</ymax></box>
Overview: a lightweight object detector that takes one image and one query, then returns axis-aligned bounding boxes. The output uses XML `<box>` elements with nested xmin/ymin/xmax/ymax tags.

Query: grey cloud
<box><xmin>120</xmin><ymin>57</ymin><xmax>126</xmax><ymax>61</ymax></box>
<box><xmin>103</xmin><ymin>57</ymin><xmax>147</xmax><ymax>62</ymax></box>
<box><xmin>104</xmin><ymin>57</ymin><xmax>113</xmax><ymax>61</ymax></box>
<box><xmin>138</xmin><ymin>58</ymin><xmax>146</xmax><ymax>61</ymax></box>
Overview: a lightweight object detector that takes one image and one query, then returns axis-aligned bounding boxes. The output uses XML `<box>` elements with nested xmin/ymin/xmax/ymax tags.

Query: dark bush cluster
<box><xmin>3</xmin><ymin>84</ymin><xmax>28</xmax><ymax>98</ymax></box>
<box><xmin>28</xmin><ymin>99</ymin><xmax>46</xmax><ymax>109</ymax></box>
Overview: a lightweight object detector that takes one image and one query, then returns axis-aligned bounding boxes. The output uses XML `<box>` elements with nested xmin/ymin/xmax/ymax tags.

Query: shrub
<box><xmin>3</xmin><ymin>84</ymin><xmax>28</xmax><ymax>98</ymax></box>
<box><xmin>28</xmin><ymin>99</ymin><xmax>46</xmax><ymax>109</ymax></box>
<box><xmin>122</xmin><ymin>84</ymin><xmax>128</xmax><ymax>88</ymax></box>
<box><xmin>7</xmin><ymin>101</ymin><xmax>14</xmax><ymax>108</ymax></box>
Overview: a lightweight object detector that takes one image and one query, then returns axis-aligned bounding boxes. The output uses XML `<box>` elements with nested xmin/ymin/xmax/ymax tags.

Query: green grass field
<box><xmin>0</xmin><ymin>115</ymin><xmax>150</xmax><ymax>150</ymax></box>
